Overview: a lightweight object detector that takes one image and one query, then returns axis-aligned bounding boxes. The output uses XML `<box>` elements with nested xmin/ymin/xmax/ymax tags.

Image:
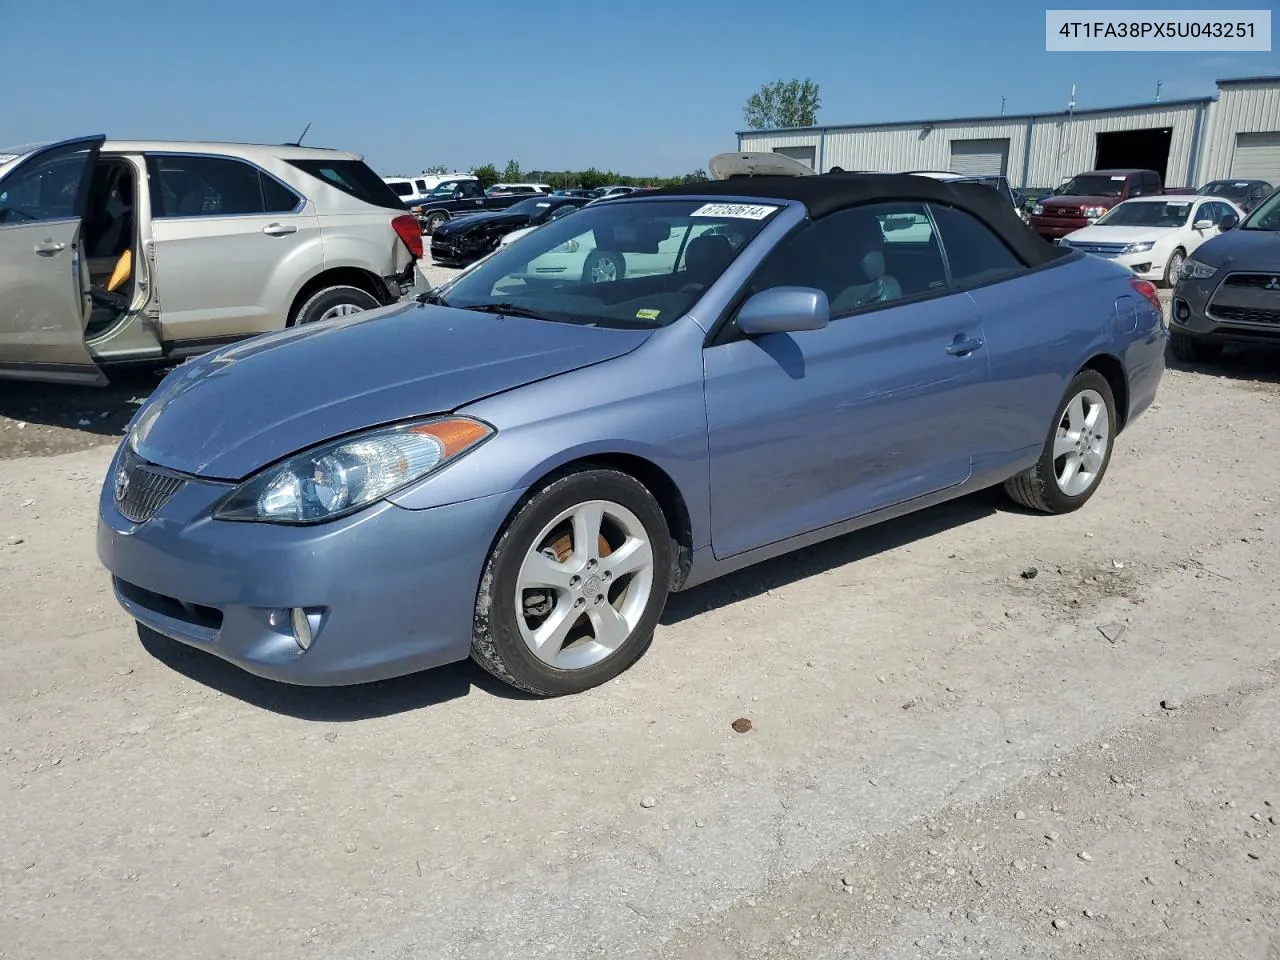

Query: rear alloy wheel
<box><xmin>291</xmin><ymin>285</ymin><xmax>381</xmax><ymax>326</ymax></box>
<box><xmin>424</xmin><ymin>212</ymin><xmax>448</xmax><ymax>235</ymax></box>
<box><xmin>1162</xmin><ymin>248</ymin><xmax>1185</xmax><ymax>288</ymax></box>
<box><xmin>1004</xmin><ymin>370</ymin><xmax>1116</xmax><ymax>514</ymax></box>
<box><xmin>471</xmin><ymin>468</ymin><xmax>673</xmax><ymax>696</ymax></box>
<box><xmin>1169</xmin><ymin>331</ymin><xmax>1223</xmax><ymax>364</ymax></box>
<box><xmin>582</xmin><ymin>250</ymin><xmax>625</xmax><ymax>284</ymax></box>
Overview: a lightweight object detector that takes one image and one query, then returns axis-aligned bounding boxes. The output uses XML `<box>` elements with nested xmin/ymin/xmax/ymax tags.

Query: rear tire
<box><xmin>290</xmin><ymin>285</ymin><xmax>380</xmax><ymax>326</ymax></box>
<box><xmin>471</xmin><ymin>468</ymin><xmax>673</xmax><ymax>697</ymax></box>
<box><xmin>1169</xmin><ymin>331</ymin><xmax>1223</xmax><ymax>363</ymax></box>
<box><xmin>1004</xmin><ymin>370</ymin><xmax>1116</xmax><ymax>515</ymax></box>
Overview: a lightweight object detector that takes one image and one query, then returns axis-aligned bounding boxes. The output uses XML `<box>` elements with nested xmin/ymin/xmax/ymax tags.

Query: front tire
<box><xmin>1169</xmin><ymin>331</ymin><xmax>1223</xmax><ymax>363</ymax></box>
<box><xmin>471</xmin><ymin>468</ymin><xmax>673</xmax><ymax>697</ymax></box>
<box><xmin>424</xmin><ymin>211</ymin><xmax>448</xmax><ymax>234</ymax></box>
<box><xmin>1162</xmin><ymin>248</ymin><xmax>1185</xmax><ymax>288</ymax></box>
<box><xmin>290</xmin><ymin>285</ymin><xmax>380</xmax><ymax>326</ymax></box>
<box><xmin>1004</xmin><ymin>370</ymin><xmax>1116</xmax><ymax>514</ymax></box>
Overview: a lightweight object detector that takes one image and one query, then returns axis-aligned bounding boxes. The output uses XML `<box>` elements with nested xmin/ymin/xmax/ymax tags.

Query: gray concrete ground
<box><xmin>2</xmin><ymin>284</ymin><xmax>1279</xmax><ymax>960</ymax></box>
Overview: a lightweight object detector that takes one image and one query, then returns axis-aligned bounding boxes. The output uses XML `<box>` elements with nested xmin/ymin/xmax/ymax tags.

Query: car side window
<box><xmin>0</xmin><ymin>142</ymin><xmax>96</xmax><ymax>225</ymax></box>
<box><xmin>929</xmin><ymin>203</ymin><xmax>1025</xmax><ymax>287</ymax></box>
<box><xmin>148</xmin><ymin>155</ymin><xmax>281</xmax><ymax>218</ymax></box>
<box><xmin>747</xmin><ymin>202</ymin><xmax>946</xmax><ymax>316</ymax></box>
<box><xmin>461</xmin><ymin>182</ymin><xmax>484</xmax><ymax>198</ymax></box>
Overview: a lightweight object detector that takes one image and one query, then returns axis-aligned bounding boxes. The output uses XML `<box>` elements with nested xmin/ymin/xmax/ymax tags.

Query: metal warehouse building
<box><xmin>735</xmin><ymin>75</ymin><xmax>1280</xmax><ymax>190</ymax></box>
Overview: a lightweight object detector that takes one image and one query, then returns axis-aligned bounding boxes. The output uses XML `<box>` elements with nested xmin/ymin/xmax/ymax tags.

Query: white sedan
<box><xmin>1058</xmin><ymin>195</ymin><xmax>1244</xmax><ymax>286</ymax></box>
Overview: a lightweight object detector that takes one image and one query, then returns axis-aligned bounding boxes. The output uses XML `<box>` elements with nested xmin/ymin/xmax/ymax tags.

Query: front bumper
<box><xmin>1172</xmin><ymin>272</ymin><xmax>1280</xmax><ymax>345</ymax></box>
<box><xmin>96</xmin><ymin>447</ymin><xmax>518</xmax><ymax>686</ymax></box>
<box><xmin>1030</xmin><ymin>217</ymin><xmax>1090</xmax><ymax>239</ymax></box>
<box><xmin>430</xmin><ymin>235</ymin><xmax>488</xmax><ymax>264</ymax></box>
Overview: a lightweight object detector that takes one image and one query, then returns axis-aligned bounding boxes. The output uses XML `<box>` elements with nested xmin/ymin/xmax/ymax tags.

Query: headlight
<box><xmin>1033</xmin><ymin>203</ymin><xmax>1044</xmax><ymax>215</ymax></box>
<box><xmin>1180</xmin><ymin>258</ymin><xmax>1217</xmax><ymax>281</ymax></box>
<box><xmin>560</xmin><ymin>239</ymin><xmax>580</xmax><ymax>252</ymax></box>
<box><xmin>214</xmin><ymin>417</ymin><xmax>492</xmax><ymax>524</ymax></box>
<box><xmin>1056</xmin><ymin>238</ymin><xmax>1071</xmax><ymax>247</ymax></box>
<box><xmin>1123</xmin><ymin>241</ymin><xmax>1155</xmax><ymax>254</ymax></box>
<box><xmin>1082</xmin><ymin>206</ymin><xmax>1106</xmax><ymax>218</ymax></box>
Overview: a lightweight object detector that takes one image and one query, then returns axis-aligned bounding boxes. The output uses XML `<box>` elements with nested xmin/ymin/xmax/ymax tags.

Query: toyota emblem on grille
<box><xmin>113</xmin><ymin>465</ymin><xmax>131</xmax><ymax>502</ymax></box>
<box><xmin>1267</xmin><ymin>277</ymin><xmax>1280</xmax><ymax>291</ymax></box>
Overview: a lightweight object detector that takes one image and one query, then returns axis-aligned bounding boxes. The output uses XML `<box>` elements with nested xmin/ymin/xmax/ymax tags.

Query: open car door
<box><xmin>709</xmin><ymin>152</ymin><xmax>818</xmax><ymax>180</ymax></box>
<box><xmin>0</xmin><ymin>135</ymin><xmax>108</xmax><ymax>385</ymax></box>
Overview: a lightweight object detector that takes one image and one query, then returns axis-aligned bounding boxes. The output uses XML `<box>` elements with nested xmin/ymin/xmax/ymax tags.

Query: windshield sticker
<box><xmin>690</xmin><ymin>202</ymin><xmax>778</xmax><ymax>220</ymax></box>
<box><xmin>536</xmin><ymin>202</ymin><xmax>550</xmax><ymax>207</ymax></box>
<box><xmin>1110</xmin><ymin>176</ymin><xmax>1126</xmax><ymax>180</ymax></box>
<box><xmin>635</xmin><ymin>308</ymin><xmax>662</xmax><ymax>320</ymax></box>
<box><xmin>1234</xmin><ymin>182</ymin><xmax>1249</xmax><ymax>187</ymax></box>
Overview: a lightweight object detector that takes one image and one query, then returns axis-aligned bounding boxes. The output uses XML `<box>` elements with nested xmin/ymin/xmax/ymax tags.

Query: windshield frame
<box><xmin>1060</xmin><ymin>174</ymin><xmax>1127</xmax><ymax>197</ymax></box>
<box><xmin>430</xmin><ymin>195</ymin><xmax>796</xmax><ymax>328</ymax></box>
<box><xmin>1240</xmin><ymin>188</ymin><xmax>1280</xmax><ymax>230</ymax></box>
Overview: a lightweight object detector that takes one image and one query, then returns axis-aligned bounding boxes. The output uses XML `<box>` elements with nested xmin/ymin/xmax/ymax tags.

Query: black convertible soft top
<box><xmin>642</xmin><ymin>173</ymin><xmax>1070</xmax><ymax>269</ymax></box>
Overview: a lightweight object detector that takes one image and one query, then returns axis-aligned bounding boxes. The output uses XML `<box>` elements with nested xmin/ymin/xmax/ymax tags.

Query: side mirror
<box><xmin>1193</xmin><ymin>218</ymin><xmax>1214</xmax><ymax>230</ymax></box>
<box><xmin>1219</xmin><ymin>213</ymin><xmax>1240</xmax><ymax>231</ymax></box>
<box><xmin>736</xmin><ymin>286</ymin><xmax>829</xmax><ymax>336</ymax></box>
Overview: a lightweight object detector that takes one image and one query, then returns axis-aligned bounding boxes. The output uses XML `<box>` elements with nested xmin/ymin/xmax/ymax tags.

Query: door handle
<box><xmin>262</xmin><ymin>223</ymin><xmax>298</xmax><ymax>236</ymax></box>
<box><xmin>946</xmin><ymin>336</ymin><xmax>985</xmax><ymax>356</ymax></box>
<box><xmin>34</xmin><ymin>239</ymin><xmax>66</xmax><ymax>255</ymax></box>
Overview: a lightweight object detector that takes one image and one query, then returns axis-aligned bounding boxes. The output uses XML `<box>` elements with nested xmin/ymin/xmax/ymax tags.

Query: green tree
<box><xmin>471</xmin><ymin>163</ymin><xmax>500</xmax><ymax>188</ymax></box>
<box><xmin>743</xmin><ymin>78</ymin><xmax>821</xmax><ymax>130</ymax></box>
<box><xmin>502</xmin><ymin>159</ymin><xmax>524</xmax><ymax>182</ymax></box>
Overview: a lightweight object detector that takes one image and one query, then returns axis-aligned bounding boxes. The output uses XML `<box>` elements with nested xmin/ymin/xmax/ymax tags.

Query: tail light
<box><xmin>1129</xmin><ymin>277</ymin><xmax>1162</xmax><ymax>313</ymax></box>
<box><xmin>392</xmin><ymin>214</ymin><xmax>423</xmax><ymax>260</ymax></box>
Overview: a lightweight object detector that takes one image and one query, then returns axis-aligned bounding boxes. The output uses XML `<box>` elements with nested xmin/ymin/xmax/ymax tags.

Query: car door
<box><xmin>457</xmin><ymin>180</ymin><xmax>487</xmax><ymax>210</ymax></box>
<box><xmin>702</xmin><ymin>202</ymin><xmax>992</xmax><ymax>559</ymax></box>
<box><xmin>0</xmin><ymin>135</ymin><xmax>108</xmax><ymax>384</ymax></box>
<box><xmin>146</xmin><ymin>152</ymin><xmax>320</xmax><ymax>342</ymax></box>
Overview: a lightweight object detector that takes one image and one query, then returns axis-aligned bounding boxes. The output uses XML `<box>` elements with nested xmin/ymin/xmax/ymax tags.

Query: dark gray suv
<box><xmin>1169</xmin><ymin>187</ymin><xmax>1280</xmax><ymax>363</ymax></box>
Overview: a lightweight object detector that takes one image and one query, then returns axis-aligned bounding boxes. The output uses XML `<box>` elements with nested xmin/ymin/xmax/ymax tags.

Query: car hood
<box><xmin>1065</xmin><ymin>224</ymin><xmax>1176</xmax><ymax>244</ymax></box>
<box><xmin>1042</xmin><ymin>195</ymin><xmax>1121</xmax><ymax>209</ymax></box>
<box><xmin>1189</xmin><ymin>227</ymin><xmax>1280</xmax><ymax>268</ymax></box>
<box><xmin>435</xmin><ymin>210</ymin><xmax>529</xmax><ymax>235</ymax></box>
<box><xmin>129</xmin><ymin>302</ymin><xmax>653</xmax><ymax>479</ymax></box>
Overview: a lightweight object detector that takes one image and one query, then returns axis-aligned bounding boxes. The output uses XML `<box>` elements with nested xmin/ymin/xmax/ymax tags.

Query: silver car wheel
<box><xmin>590</xmin><ymin>258</ymin><xmax>618</xmax><ymax>283</ymax></box>
<box><xmin>318</xmin><ymin>303</ymin><xmax>366</xmax><ymax>322</ymax></box>
<box><xmin>1053</xmin><ymin>387</ymin><xmax>1110</xmax><ymax>497</ymax></box>
<box><xmin>514</xmin><ymin>499</ymin><xmax>654</xmax><ymax>670</ymax></box>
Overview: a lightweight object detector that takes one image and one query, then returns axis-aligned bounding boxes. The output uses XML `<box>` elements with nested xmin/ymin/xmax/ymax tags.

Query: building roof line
<box><xmin>1215</xmin><ymin>74</ymin><xmax>1280</xmax><ymax>86</ymax></box>
<box><xmin>735</xmin><ymin>95</ymin><xmax>1220</xmax><ymax>138</ymax></box>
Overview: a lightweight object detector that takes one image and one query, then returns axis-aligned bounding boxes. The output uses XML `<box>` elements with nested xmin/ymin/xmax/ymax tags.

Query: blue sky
<box><xmin>1</xmin><ymin>0</ymin><xmax>1276</xmax><ymax>176</ymax></box>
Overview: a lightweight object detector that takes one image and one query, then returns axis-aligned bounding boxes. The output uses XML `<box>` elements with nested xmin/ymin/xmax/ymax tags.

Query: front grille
<box><xmin>114</xmin><ymin>448</ymin><xmax>186</xmax><ymax>523</ymax></box>
<box><xmin>1072</xmin><ymin>243</ymin><xmax>1127</xmax><ymax>256</ymax></box>
<box><xmin>1208</xmin><ymin>305</ymin><xmax>1280</xmax><ymax>326</ymax></box>
<box><xmin>1222</xmin><ymin>273</ymin><xmax>1280</xmax><ymax>290</ymax></box>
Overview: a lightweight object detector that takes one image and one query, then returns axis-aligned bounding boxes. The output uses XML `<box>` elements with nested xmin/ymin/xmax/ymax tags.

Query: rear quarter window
<box><xmin>289</xmin><ymin>159</ymin><xmax>406</xmax><ymax>210</ymax></box>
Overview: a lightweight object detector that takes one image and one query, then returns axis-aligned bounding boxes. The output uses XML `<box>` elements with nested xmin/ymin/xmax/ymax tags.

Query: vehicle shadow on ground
<box><xmin>0</xmin><ymin>371</ymin><xmax>164</xmax><ymax>439</ymax></box>
<box><xmin>1166</xmin><ymin>342</ymin><xmax>1280</xmax><ymax>386</ymax></box>
<box><xmin>662</xmin><ymin>487</ymin><xmax>1008</xmax><ymax>625</ymax></box>
<box><xmin>137</xmin><ymin>625</ymin><xmax>535</xmax><ymax>720</ymax></box>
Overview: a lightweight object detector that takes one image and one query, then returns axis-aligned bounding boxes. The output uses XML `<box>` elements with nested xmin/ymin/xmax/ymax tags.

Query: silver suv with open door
<box><xmin>0</xmin><ymin>135</ymin><xmax>427</xmax><ymax>385</ymax></box>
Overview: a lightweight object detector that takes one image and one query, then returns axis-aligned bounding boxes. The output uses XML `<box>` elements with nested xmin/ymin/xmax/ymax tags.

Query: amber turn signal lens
<box><xmin>408</xmin><ymin>418</ymin><xmax>491</xmax><ymax>458</ymax></box>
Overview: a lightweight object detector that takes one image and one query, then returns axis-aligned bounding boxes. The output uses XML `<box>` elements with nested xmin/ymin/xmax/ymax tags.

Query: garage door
<box><xmin>772</xmin><ymin>146</ymin><xmax>816</xmax><ymax>168</ymax></box>
<box><xmin>949</xmin><ymin>138</ymin><xmax>1010</xmax><ymax>176</ymax></box>
<box><xmin>1230</xmin><ymin>132</ymin><xmax>1280</xmax><ymax>180</ymax></box>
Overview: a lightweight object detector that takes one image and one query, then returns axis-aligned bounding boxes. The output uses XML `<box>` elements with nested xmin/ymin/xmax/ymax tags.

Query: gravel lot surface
<box><xmin>2</xmin><ymin>283</ymin><xmax>1279</xmax><ymax>959</ymax></box>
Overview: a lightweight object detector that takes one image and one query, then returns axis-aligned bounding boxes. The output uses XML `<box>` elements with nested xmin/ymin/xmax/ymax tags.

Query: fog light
<box><xmin>1173</xmin><ymin>299</ymin><xmax>1191</xmax><ymax>323</ymax></box>
<box><xmin>290</xmin><ymin>607</ymin><xmax>313</xmax><ymax>651</ymax></box>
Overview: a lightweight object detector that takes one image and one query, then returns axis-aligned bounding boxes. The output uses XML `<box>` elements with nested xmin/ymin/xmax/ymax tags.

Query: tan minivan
<box><xmin>0</xmin><ymin>136</ymin><xmax>427</xmax><ymax>385</ymax></box>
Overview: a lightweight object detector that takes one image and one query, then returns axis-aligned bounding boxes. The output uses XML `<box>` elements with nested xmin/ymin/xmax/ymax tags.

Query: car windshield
<box><xmin>507</xmin><ymin>197</ymin><xmax>558</xmax><ymax>216</ymax></box>
<box><xmin>430</xmin><ymin>182</ymin><xmax>465</xmax><ymax>196</ymax></box>
<box><xmin>1060</xmin><ymin>174</ymin><xmax>1127</xmax><ymax>197</ymax></box>
<box><xmin>1241</xmin><ymin>189</ymin><xmax>1280</xmax><ymax>230</ymax></box>
<box><xmin>1200</xmin><ymin>180</ymin><xmax>1255</xmax><ymax>199</ymax></box>
<box><xmin>431</xmin><ymin>198</ymin><xmax>780</xmax><ymax>328</ymax></box>
<box><xmin>1095</xmin><ymin>200</ymin><xmax>1192</xmax><ymax>228</ymax></box>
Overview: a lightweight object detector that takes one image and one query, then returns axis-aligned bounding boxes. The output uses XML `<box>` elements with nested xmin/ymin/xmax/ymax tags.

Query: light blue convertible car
<box><xmin>98</xmin><ymin>164</ymin><xmax>1166</xmax><ymax>696</ymax></box>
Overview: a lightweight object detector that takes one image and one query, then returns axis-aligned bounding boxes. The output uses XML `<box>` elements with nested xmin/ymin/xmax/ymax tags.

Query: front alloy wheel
<box><xmin>471</xmin><ymin>468</ymin><xmax>673</xmax><ymax>696</ymax></box>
